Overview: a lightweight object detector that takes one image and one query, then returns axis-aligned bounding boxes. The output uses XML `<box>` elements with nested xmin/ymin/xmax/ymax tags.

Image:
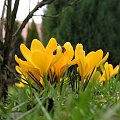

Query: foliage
<box><xmin>42</xmin><ymin>0</ymin><xmax>120</xmax><ymax>65</ymax></box>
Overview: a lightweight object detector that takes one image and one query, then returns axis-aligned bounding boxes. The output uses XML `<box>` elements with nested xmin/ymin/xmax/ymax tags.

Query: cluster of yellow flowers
<box><xmin>15</xmin><ymin>38</ymin><xmax>119</xmax><ymax>87</ymax></box>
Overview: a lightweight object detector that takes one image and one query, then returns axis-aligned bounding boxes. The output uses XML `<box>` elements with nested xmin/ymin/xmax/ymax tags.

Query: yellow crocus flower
<box><xmin>100</xmin><ymin>62</ymin><xmax>119</xmax><ymax>82</ymax></box>
<box><xmin>20</xmin><ymin>38</ymin><xmax>62</xmax><ymax>75</ymax></box>
<box><xmin>53</xmin><ymin>42</ymin><xmax>75</xmax><ymax>78</ymax></box>
<box><xmin>15</xmin><ymin>38</ymin><xmax>63</xmax><ymax>86</ymax></box>
<box><xmin>75</xmin><ymin>43</ymin><xmax>109</xmax><ymax>82</ymax></box>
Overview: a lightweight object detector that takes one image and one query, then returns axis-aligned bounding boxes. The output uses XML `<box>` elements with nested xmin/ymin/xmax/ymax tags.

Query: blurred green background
<box><xmin>41</xmin><ymin>0</ymin><xmax>120</xmax><ymax>66</ymax></box>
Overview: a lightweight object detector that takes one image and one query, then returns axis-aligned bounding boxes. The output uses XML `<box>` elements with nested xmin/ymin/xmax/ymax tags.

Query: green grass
<box><xmin>0</xmin><ymin>73</ymin><xmax>120</xmax><ymax>120</ymax></box>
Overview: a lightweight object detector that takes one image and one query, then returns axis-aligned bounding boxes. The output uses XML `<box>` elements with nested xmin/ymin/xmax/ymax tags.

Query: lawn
<box><xmin>0</xmin><ymin>72</ymin><xmax>120</xmax><ymax>120</ymax></box>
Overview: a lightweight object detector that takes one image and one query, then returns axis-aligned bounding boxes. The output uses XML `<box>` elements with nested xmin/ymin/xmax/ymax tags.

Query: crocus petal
<box><xmin>30</xmin><ymin>51</ymin><xmax>52</xmax><ymax>75</ymax></box>
<box><xmin>51</xmin><ymin>46</ymin><xmax>62</xmax><ymax>65</ymax></box>
<box><xmin>16</xmin><ymin>66</ymin><xmax>22</xmax><ymax>74</ymax></box>
<box><xmin>86</xmin><ymin>51</ymin><xmax>96</xmax><ymax>60</ymax></box>
<box><xmin>60</xmin><ymin>65</ymin><xmax>69</xmax><ymax>77</ymax></box>
<box><xmin>31</xmin><ymin>39</ymin><xmax>45</xmax><ymax>52</ymax></box>
<box><xmin>20</xmin><ymin>44</ymin><xmax>31</xmax><ymax>61</ymax></box>
<box><xmin>15</xmin><ymin>55</ymin><xmax>32</xmax><ymax>69</ymax></box>
<box><xmin>46</xmin><ymin>38</ymin><xmax>57</xmax><ymax>53</ymax></box>
<box><xmin>85</xmin><ymin>50</ymin><xmax>103</xmax><ymax>77</ymax></box>
<box><xmin>75</xmin><ymin>43</ymin><xmax>84</xmax><ymax>60</ymax></box>
<box><xmin>97</xmin><ymin>52</ymin><xmax>109</xmax><ymax>67</ymax></box>
<box><xmin>100</xmin><ymin>73</ymin><xmax>106</xmax><ymax>82</ymax></box>
<box><xmin>68</xmin><ymin>59</ymin><xmax>77</xmax><ymax>66</ymax></box>
<box><xmin>105</xmin><ymin>62</ymin><xmax>111</xmax><ymax>80</ymax></box>
<box><xmin>78</xmin><ymin>57</ymin><xmax>88</xmax><ymax>81</ymax></box>
<box><xmin>75</xmin><ymin>43</ymin><xmax>87</xmax><ymax>80</ymax></box>
<box><xmin>111</xmin><ymin>65</ymin><xmax>119</xmax><ymax>77</ymax></box>
<box><xmin>85</xmin><ymin>51</ymin><xmax>97</xmax><ymax>77</ymax></box>
<box><xmin>15</xmin><ymin>82</ymin><xmax>25</xmax><ymax>87</ymax></box>
<box><xmin>63</xmin><ymin>42</ymin><xmax>74</xmax><ymax>61</ymax></box>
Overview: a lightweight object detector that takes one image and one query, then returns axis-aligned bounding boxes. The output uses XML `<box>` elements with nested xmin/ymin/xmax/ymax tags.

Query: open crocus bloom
<box><xmin>75</xmin><ymin>43</ymin><xmax>109</xmax><ymax>82</ymax></box>
<box><xmin>15</xmin><ymin>38</ymin><xmax>63</xmax><ymax>86</ymax></box>
<box><xmin>52</xmin><ymin>42</ymin><xmax>75</xmax><ymax>78</ymax></box>
<box><xmin>100</xmin><ymin>62</ymin><xmax>119</xmax><ymax>82</ymax></box>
